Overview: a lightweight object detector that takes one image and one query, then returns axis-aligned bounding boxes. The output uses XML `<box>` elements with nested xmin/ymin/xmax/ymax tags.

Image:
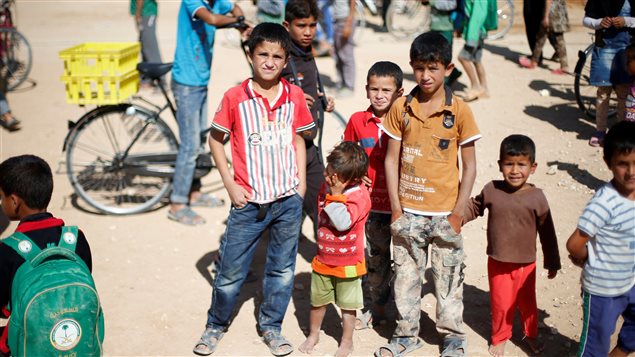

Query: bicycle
<box><xmin>63</xmin><ymin>22</ymin><xmax>246</xmax><ymax>215</ymax></box>
<box><xmin>385</xmin><ymin>0</ymin><xmax>513</xmax><ymax>41</ymax></box>
<box><xmin>573</xmin><ymin>38</ymin><xmax>617</xmax><ymax>119</ymax></box>
<box><xmin>0</xmin><ymin>0</ymin><xmax>32</xmax><ymax>91</ymax></box>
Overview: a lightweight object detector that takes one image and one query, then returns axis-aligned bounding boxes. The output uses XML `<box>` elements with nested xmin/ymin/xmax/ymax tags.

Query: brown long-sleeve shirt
<box><xmin>464</xmin><ymin>181</ymin><xmax>561</xmax><ymax>270</ymax></box>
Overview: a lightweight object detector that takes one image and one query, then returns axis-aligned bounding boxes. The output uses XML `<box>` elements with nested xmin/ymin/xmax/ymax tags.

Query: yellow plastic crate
<box><xmin>61</xmin><ymin>70</ymin><xmax>139</xmax><ymax>105</ymax></box>
<box><xmin>59</xmin><ymin>42</ymin><xmax>140</xmax><ymax>77</ymax></box>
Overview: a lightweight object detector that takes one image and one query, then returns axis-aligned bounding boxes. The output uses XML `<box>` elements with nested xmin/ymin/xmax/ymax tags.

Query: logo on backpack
<box><xmin>50</xmin><ymin>318</ymin><xmax>82</xmax><ymax>351</ymax></box>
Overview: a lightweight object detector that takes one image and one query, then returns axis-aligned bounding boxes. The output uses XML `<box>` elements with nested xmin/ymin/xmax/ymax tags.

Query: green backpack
<box><xmin>2</xmin><ymin>226</ymin><xmax>104</xmax><ymax>356</ymax></box>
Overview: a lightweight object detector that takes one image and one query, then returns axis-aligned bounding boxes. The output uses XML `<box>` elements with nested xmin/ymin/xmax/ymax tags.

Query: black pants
<box><xmin>303</xmin><ymin>144</ymin><xmax>325</xmax><ymax>238</ymax></box>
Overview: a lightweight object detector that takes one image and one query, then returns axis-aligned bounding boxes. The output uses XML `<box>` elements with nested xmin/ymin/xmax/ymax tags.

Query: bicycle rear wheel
<box><xmin>65</xmin><ymin>104</ymin><xmax>178</xmax><ymax>215</ymax></box>
<box><xmin>574</xmin><ymin>44</ymin><xmax>617</xmax><ymax>119</ymax></box>
<box><xmin>386</xmin><ymin>0</ymin><xmax>429</xmax><ymax>41</ymax></box>
<box><xmin>487</xmin><ymin>0</ymin><xmax>514</xmax><ymax>41</ymax></box>
<box><xmin>0</xmin><ymin>28</ymin><xmax>32</xmax><ymax>91</ymax></box>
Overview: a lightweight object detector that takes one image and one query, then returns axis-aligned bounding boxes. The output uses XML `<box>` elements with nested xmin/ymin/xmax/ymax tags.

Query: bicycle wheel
<box><xmin>487</xmin><ymin>0</ymin><xmax>514</xmax><ymax>41</ymax></box>
<box><xmin>0</xmin><ymin>28</ymin><xmax>32</xmax><ymax>91</ymax></box>
<box><xmin>574</xmin><ymin>44</ymin><xmax>617</xmax><ymax>119</ymax></box>
<box><xmin>65</xmin><ymin>104</ymin><xmax>178</xmax><ymax>215</ymax></box>
<box><xmin>386</xmin><ymin>0</ymin><xmax>430</xmax><ymax>41</ymax></box>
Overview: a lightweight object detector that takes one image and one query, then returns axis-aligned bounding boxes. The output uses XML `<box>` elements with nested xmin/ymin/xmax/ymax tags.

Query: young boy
<box><xmin>0</xmin><ymin>155</ymin><xmax>94</xmax><ymax>355</ymax></box>
<box><xmin>457</xmin><ymin>0</ymin><xmax>489</xmax><ymax>102</ymax></box>
<box><xmin>194</xmin><ymin>23</ymin><xmax>315</xmax><ymax>356</ymax></box>
<box><xmin>377</xmin><ymin>32</ymin><xmax>481</xmax><ymax>357</ymax></box>
<box><xmin>298</xmin><ymin>141</ymin><xmax>371</xmax><ymax>357</ymax></box>
<box><xmin>282</xmin><ymin>0</ymin><xmax>335</xmax><ymax>238</ymax></box>
<box><xmin>567</xmin><ymin>120</ymin><xmax>635</xmax><ymax>357</ymax></box>
<box><xmin>463</xmin><ymin>135</ymin><xmax>561</xmax><ymax>357</ymax></box>
<box><xmin>343</xmin><ymin>61</ymin><xmax>404</xmax><ymax>329</ymax></box>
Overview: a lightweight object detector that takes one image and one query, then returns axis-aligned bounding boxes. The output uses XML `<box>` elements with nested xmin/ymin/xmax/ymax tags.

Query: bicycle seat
<box><xmin>136</xmin><ymin>63</ymin><xmax>172</xmax><ymax>80</ymax></box>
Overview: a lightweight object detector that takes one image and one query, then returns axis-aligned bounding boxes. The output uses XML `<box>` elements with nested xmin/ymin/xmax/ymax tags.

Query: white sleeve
<box><xmin>583</xmin><ymin>16</ymin><xmax>602</xmax><ymax>30</ymax></box>
<box><xmin>625</xmin><ymin>17</ymin><xmax>635</xmax><ymax>28</ymax></box>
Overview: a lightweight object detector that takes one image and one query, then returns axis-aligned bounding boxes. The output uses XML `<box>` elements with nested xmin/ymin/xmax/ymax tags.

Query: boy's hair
<box><xmin>603</xmin><ymin>120</ymin><xmax>635</xmax><ymax>163</ymax></box>
<box><xmin>367</xmin><ymin>61</ymin><xmax>403</xmax><ymax>89</ymax></box>
<box><xmin>626</xmin><ymin>44</ymin><xmax>635</xmax><ymax>64</ymax></box>
<box><xmin>410</xmin><ymin>32</ymin><xmax>451</xmax><ymax>66</ymax></box>
<box><xmin>499</xmin><ymin>135</ymin><xmax>536</xmax><ymax>163</ymax></box>
<box><xmin>285</xmin><ymin>0</ymin><xmax>320</xmax><ymax>22</ymax></box>
<box><xmin>247</xmin><ymin>22</ymin><xmax>292</xmax><ymax>58</ymax></box>
<box><xmin>0</xmin><ymin>155</ymin><xmax>53</xmax><ymax>210</ymax></box>
<box><xmin>327</xmin><ymin>141</ymin><xmax>369</xmax><ymax>184</ymax></box>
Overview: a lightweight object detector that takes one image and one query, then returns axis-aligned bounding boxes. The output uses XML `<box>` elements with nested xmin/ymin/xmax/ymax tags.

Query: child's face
<box><xmin>323</xmin><ymin>164</ymin><xmax>347</xmax><ymax>188</ymax></box>
<box><xmin>366</xmin><ymin>75</ymin><xmax>403</xmax><ymax>117</ymax></box>
<box><xmin>606</xmin><ymin>150</ymin><xmax>635</xmax><ymax>198</ymax></box>
<box><xmin>284</xmin><ymin>16</ymin><xmax>317</xmax><ymax>48</ymax></box>
<box><xmin>410</xmin><ymin>60</ymin><xmax>453</xmax><ymax>96</ymax></box>
<box><xmin>249</xmin><ymin>41</ymin><xmax>288</xmax><ymax>83</ymax></box>
<box><xmin>498</xmin><ymin>154</ymin><xmax>536</xmax><ymax>190</ymax></box>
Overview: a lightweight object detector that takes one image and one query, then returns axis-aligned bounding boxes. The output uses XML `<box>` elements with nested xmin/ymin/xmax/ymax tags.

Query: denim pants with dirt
<box><xmin>206</xmin><ymin>194</ymin><xmax>303</xmax><ymax>333</ymax></box>
<box><xmin>362</xmin><ymin>212</ymin><xmax>393</xmax><ymax>311</ymax></box>
<box><xmin>391</xmin><ymin>213</ymin><xmax>466</xmax><ymax>342</ymax></box>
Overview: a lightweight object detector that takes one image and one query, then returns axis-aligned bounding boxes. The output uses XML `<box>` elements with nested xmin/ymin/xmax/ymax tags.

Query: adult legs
<box><xmin>302</xmin><ymin>145</ymin><xmax>324</xmax><ymax>238</ymax></box>
<box><xmin>361</xmin><ymin>213</ymin><xmax>392</xmax><ymax>318</ymax></box>
<box><xmin>333</xmin><ymin>20</ymin><xmax>356</xmax><ymax>92</ymax></box>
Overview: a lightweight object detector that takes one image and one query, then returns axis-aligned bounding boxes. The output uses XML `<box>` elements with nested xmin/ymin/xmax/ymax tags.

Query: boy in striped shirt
<box><xmin>567</xmin><ymin>120</ymin><xmax>635</xmax><ymax>357</ymax></box>
<box><xmin>194</xmin><ymin>23</ymin><xmax>315</xmax><ymax>356</ymax></box>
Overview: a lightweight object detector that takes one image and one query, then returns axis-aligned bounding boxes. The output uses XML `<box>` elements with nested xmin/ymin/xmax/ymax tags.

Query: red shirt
<box><xmin>212</xmin><ymin>78</ymin><xmax>315</xmax><ymax>203</ymax></box>
<box><xmin>343</xmin><ymin>108</ymin><xmax>391</xmax><ymax>213</ymax></box>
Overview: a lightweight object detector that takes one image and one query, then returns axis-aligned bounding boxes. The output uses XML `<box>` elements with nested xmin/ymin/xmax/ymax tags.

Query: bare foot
<box><xmin>489</xmin><ymin>340</ymin><xmax>506</xmax><ymax>357</ymax></box>
<box><xmin>335</xmin><ymin>340</ymin><xmax>353</xmax><ymax>357</ymax></box>
<box><xmin>524</xmin><ymin>337</ymin><xmax>545</xmax><ymax>354</ymax></box>
<box><xmin>298</xmin><ymin>335</ymin><xmax>319</xmax><ymax>354</ymax></box>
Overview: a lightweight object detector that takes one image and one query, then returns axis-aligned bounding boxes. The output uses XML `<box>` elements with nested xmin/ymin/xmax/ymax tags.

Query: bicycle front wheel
<box><xmin>65</xmin><ymin>104</ymin><xmax>178</xmax><ymax>215</ymax></box>
<box><xmin>0</xmin><ymin>28</ymin><xmax>32</xmax><ymax>91</ymax></box>
<box><xmin>574</xmin><ymin>44</ymin><xmax>617</xmax><ymax>119</ymax></box>
<box><xmin>487</xmin><ymin>0</ymin><xmax>514</xmax><ymax>41</ymax></box>
<box><xmin>386</xmin><ymin>0</ymin><xmax>430</xmax><ymax>41</ymax></box>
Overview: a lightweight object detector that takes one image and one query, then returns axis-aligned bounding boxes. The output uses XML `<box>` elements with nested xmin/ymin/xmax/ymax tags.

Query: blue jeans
<box><xmin>206</xmin><ymin>194</ymin><xmax>303</xmax><ymax>332</ymax></box>
<box><xmin>170</xmin><ymin>80</ymin><xmax>208</xmax><ymax>204</ymax></box>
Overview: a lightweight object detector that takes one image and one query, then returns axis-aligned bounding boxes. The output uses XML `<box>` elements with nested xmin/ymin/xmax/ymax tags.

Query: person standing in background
<box><xmin>332</xmin><ymin>0</ymin><xmax>356</xmax><ymax>98</ymax></box>
<box><xmin>130</xmin><ymin>0</ymin><xmax>163</xmax><ymax>88</ymax></box>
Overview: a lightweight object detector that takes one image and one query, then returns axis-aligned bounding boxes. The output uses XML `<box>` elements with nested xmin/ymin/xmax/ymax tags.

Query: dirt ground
<box><xmin>0</xmin><ymin>1</ymin><xmax>624</xmax><ymax>356</ymax></box>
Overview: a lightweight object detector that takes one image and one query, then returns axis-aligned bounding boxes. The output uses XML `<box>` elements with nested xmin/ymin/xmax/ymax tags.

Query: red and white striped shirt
<box><xmin>212</xmin><ymin>78</ymin><xmax>315</xmax><ymax>203</ymax></box>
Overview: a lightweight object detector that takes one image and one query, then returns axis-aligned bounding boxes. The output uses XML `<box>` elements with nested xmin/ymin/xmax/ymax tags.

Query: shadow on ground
<box><xmin>547</xmin><ymin>160</ymin><xmax>605</xmax><ymax>190</ymax></box>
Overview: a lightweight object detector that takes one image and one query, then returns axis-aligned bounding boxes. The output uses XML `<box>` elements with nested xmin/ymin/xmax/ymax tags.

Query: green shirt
<box><xmin>130</xmin><ymin>0</ymin><xmax>158</xmax><ymax>17</ymax></box>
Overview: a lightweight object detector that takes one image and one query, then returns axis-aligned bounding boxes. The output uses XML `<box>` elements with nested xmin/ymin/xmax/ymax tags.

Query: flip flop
<box><xmin>167</xmin><ymin>206</ymin><xmax>206</xmax><ymax>225</ymax></box>
<box><xmin>193</xmin><ymin>328</ymin><xmax>224</xmax><ymax>356</ymax></box>
<box><xmin>374</xmin><ymin>337</ymin><xmax>423</xmax><ymax>357</ymax></box>
<box><xmin>261</xmin><ymin>330</ymin><xmax>293</xmax><ymax>356</ymax></box>
<box><xmin>441</xmin><ymin>337</ymin><xmax>466</xmax><ymax>357</ymax></box>
<box><xmin>355</xmin><ymin>310</ymin><xmax>373</xmax><ymax>330</ymax></box>
<box><xmin>518</xmin><ymin>56</ymin><xmax>536</xmax><ymax>69</ymax></box>
<box><xmin>588</xmin><ymin>131</ymin><xmax>605</xmax><ymax>147</ymax></box>
<box><xmin>190</xmin><ymin>193</ymin><xmax>225</xmax><ymax>208</ymax></box>
<box><xmin>0</xmin><ymin>115</ymin><xmax>20</xmax><ymax>131</ymax></box>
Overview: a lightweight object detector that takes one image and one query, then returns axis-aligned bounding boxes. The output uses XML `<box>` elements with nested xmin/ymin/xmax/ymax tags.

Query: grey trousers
<box><xmin>138</xmin><ymin>15</ymin><xmax>162</xmax><ymax>83</ymax></box>
<box><xmin>333</xmin><ymin>20</ymin><xmax>356</xmax><ymax>90</ymax></box>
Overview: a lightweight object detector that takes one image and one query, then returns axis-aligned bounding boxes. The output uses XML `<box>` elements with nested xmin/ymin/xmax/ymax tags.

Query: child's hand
<box><xmin>447</xmin><ymin>212</ymin><xmax>463</xmax><ymax>234</ymax></box>
<box><xmin>361</xmin><ymin>175</ymin><xmax>372</xmax><ymax>187</ymax></box>
<box><xmin>547</xmin><ymin>269</ymin><xmax>558</xmax><ymax>279</ymax></box>
<box><xmin>391</xmin><ymin>211</ymin><xmax>402</xmax><ymax>224</ymax></box>
<box><xmin>325</xmin><ymin>96</ymin><xmax>335</xmax><ymax>112</ymax></box>
<box><xmin>612</xmin><ymin>17</ymin><xmax>626</xmax><ymax>28</ymax></box>
<box><xmin>568</xmin><ymin>254</ymin><xmax>586</xmax><ymax>268</ymax></box>
<box><xmin>304</xmin><ymin>93</ymin><xmax>316</xmax><ymax>109</ymax></box>
<box><xmin>326</xmin><ymin>173</ymin><xmax>347</xmax><ymax>196</ymax></box>
<box><xmin>601</xmin><ymin>17</ymin><xmax>613</xmax><ymax>28</ymax></box>
<box><xmin>227</xmin><ymin>181</ymin><xmax>252</xmax><ymax>208</ymax></box>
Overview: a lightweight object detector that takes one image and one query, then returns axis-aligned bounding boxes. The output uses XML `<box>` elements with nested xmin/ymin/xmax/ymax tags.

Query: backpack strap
<box><xmin>2</xmin><ymin>232</ymin><xmax>42</xmax><ymax>262</ymax></box>
<box><xmin>402</xmin><ymin>85</ymin><xmax>453</xmax><ymax>128</ymax></box>
<box><xmin>58</xmin><ymin>226</ymin><xmax>79</xmax><ymax>252</ymax></box>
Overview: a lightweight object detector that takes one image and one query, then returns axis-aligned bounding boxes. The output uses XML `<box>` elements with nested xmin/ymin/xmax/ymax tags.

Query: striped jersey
<box><xmin>212</xmin><ymin>78</ymin><xmax>315</xmax><ymax>203</ymax></box>
<box><xmin>577</xmin><ymin>182</ymin><xmax>635</xmax><ymax>297</ymax></box>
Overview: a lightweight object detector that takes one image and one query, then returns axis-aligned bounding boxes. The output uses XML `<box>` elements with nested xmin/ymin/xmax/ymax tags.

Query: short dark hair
<box><xmin>367</xmin><ymin>61</ymin><xmax>403</xmax><ymax>89</ymax></box>
<box><xmin>499</xmin><ymin>135</ymin><xmax>536</xmax><ymax>163</ymax></box>
<box><xmin>285</xmin><ymin>0</ymin><xmax>320</xmax><ymax>22</ymax></box>
<box><xmin>0</xmin><ymin>155</ymin><xmax>53</xmax><ymax>210</ymax></box>
<box><xmin>603</xmin><ymin>120</ymin><xmax>635</xmax><ymax>163</ymax></box>
<box><xmin>327</xmin><ymin>141</ymin><xmax>369</xmax><ymax>184</ymax></box>
<box><xmin>247</xmin><ymin>22</ymin><xmax>292</xmax><ymax>58</ymax></box>
<box><xmin>410</xmin><ymin>32</ymin><xmax>452</xmax><ymax>66</ymax></box>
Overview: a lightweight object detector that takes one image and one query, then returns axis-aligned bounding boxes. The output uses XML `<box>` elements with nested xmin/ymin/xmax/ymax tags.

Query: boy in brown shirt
<box><xmin>463</xmin><ymin>134</ymin><xmax>561</xmax><ymax>357</ymax></box>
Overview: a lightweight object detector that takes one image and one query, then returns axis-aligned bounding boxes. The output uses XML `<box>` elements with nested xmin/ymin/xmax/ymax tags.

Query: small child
<box><xmin>567</xmin><ymin>120</ymin><xmax>635</xmax><ymax>357</ymax></box>
<box><xmin>343</xmin><ymin>61</ymin><xmax>403</xmax><ymax>329</ymax></box>
<box><xmin>623</xmin><ymin>44</ymin><xmax>635</xmax><ymax>123</ymax></box>
<box><xmin>298</xmin><ymin>141</ymin><xmax>371</xmax><ymax>357</ymax></box>
<box><xmin>0</xmin><ymin>155</ymin><xmax>95</xmax><ymax>355</ymax></box>
<box><xmin>196</xmin><ymin>23</ymin><xmax>315</xmax><ymax>356</ymax></box>
<box><xmin>463</xmin><ymin>135</ymin><xmax>561</xmax><ymax>357</ymax></box>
